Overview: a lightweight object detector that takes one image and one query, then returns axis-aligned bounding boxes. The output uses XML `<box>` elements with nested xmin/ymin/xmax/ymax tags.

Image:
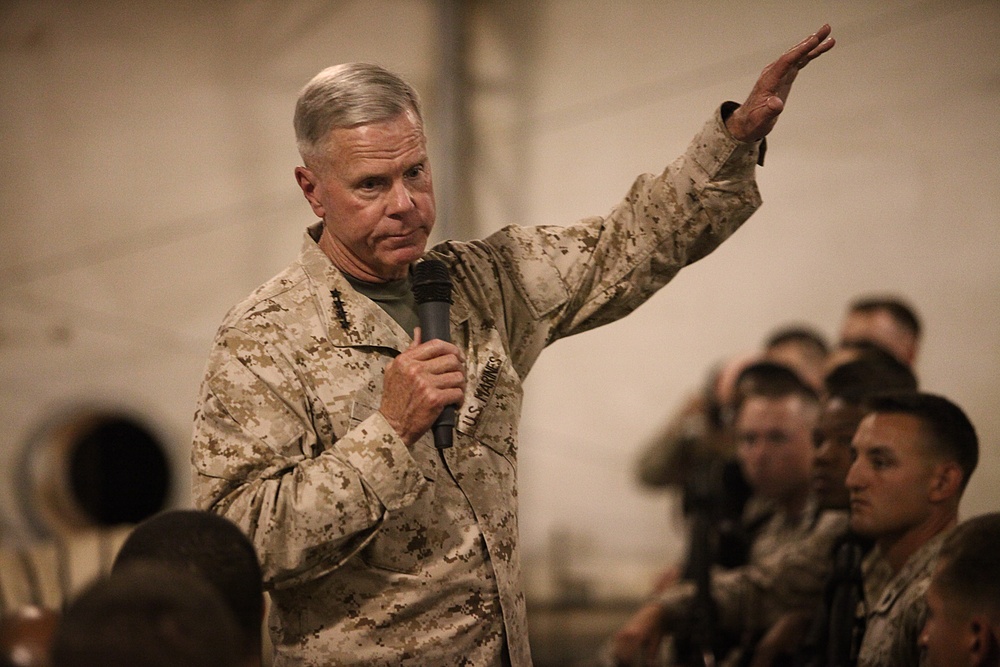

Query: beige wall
<box><xmin>1</xmin><ymin>0</ymin><xmax>998</xmax><ymax>602</ymax></box>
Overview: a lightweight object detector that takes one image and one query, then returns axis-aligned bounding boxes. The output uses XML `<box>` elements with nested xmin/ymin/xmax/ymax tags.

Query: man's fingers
<box><xmin>787</xmin><ymin>24</ymin><xmax>834</xmax><ymax>68</ymax></box>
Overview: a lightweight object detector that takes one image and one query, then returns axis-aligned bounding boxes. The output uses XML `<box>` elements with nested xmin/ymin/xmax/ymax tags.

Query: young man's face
<box><xmin>735</xmin><ymin>394</ymin><xmax>817</xmax><ymax>505</ymax></box>
<box><xmin>846</xmin><ymin>412</ymin><xmax>938</xmax><ymax>540</ymax></box>
<box><xmin>811</xmin><ymin>397</ymin><xmax>866</xmax><ymax>510</ymax></box>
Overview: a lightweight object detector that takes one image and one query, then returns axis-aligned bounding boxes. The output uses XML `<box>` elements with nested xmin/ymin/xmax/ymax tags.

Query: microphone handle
<box><xmin>433</xmin><ymin>406</ymin><xmax>456</xmax><ymax>450</ymax></box>
<box><xmin>416</xmin><ymin>300</ymin><xmax>455</xmax><ymax>449</ymax></box>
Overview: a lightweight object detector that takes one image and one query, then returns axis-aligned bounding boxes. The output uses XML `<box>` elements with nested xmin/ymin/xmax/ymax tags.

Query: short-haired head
<box><xmin>935</xmin><ymin>512</ymin><xmax>1000</xmax><ymax>621</ymax></box>
<box><xmin>764</xmin><ymin>325</ymin><xmax>830</xmax><ymax>359</ymax></box>
<box><xmin>848</xmin><ymin>295</ymin><xmax>922</xmax><ymax>340</ymax></box>
<box><xmin>763</xmin><ymin>324</ymin><xmax>830</xmax><ymax>391</ymax></box>
<box><xmin>824</xmin><ymin>347</ymin><xmax>918</xmax><ymax>405</ymax></box>
<box><xmin>294</xmin><ymin>63</ymin><xmax>423</xmax><ymax>168</ymax></box>
<box><xmin>113</xmin><ymin>510</ymin><xmax>263</xmax><ymax>661</ymax></box>
<box><xmin>864</xmin><ymin>392</ymin><xmax>978</xmax><ymax>491</ymax></box>
<box><xmin>733</xmin><ymin>360</ymin><xmax>820</xmax><ymax>415</ymax></box>
<box><xmin>51</xmin><ymin>562</ymin><xmax>242</xmax><ymax>667</ymax></box>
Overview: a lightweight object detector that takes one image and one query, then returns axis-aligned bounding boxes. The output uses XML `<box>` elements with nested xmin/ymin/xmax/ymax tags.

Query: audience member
<box><xmin>750</xmin><ymin>353</ymin><xmax>917</xmax><ymax>666</ymax></box>
<box><xmin>613</xmin><ymin>362</ymin><xmax>822</xmax><ymax>665</ymax></box>
<box><xmin>762</xmin><ymin>325</ymin><xmax>829</xmax><ymax>392</ymax></box>
<box><xmin>838</xmin><ymin>295</ymin><xmax>921</xmax><ymax>367</ymax></box>
<box><xmin>112</xmin><ymin>509</ymin><xmax>265</xmax><ymax>667</ymax></box>
<box><xmin>50</xmin><ymin>562</ymin><xmax>243</xmax><ymax>667</ymax></box>
<box><xmin>636</xmin><ymin>352</ymin><xmax>759</xmax><ymax>490</ymax></box>
<box><xmin>847</xmin><ymin>392</ymin><xmax>977</xmax><ymax>667</ymax></box>
<box><xmin>636</xmin><ymin>324</ymin><xmax>827</xmax><ymax>494</ymax></box>
<box><xmin>919</xmin><ymin>512</ymin><xmax>1000</xmax><ymax>667</ymax></box>
<box><xmin>613</xmin><ymin>352</ymin><xmax>920</xmax><ymax>666</ymax></box>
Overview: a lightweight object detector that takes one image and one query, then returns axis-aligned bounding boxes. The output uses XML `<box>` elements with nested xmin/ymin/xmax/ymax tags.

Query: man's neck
<box><xmin>878</xmin><ymin>511</ymin><xmax>957</xmax><ymax>573</ymax></box>
<box><xmin>778</xmin><ymin>486</ymin><xmax>811</xmax><ymax>522</ymax></box>
<box><xmin>317</xmin><ymin>225</ymin><xmax>404</xmax><ymax>283</ymax></box>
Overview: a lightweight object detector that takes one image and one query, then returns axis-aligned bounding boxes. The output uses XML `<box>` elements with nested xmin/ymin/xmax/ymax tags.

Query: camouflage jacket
<box><xmin>658</xmin><ymin>506</ymin><xmax>849</xmax><ymax>638</ymax></box>
<box><xmin>856</xmin><ymin>530</ymin><xmax>948</xmax><ymax>667</ymax></box>
<box><xmin>191</xmin><ymin>107</ymin><xmax>762</xmax><ymax>666</ymax></box>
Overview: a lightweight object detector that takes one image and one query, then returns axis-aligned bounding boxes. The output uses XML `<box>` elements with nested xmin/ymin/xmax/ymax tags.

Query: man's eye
<box><xmin>359</xmin><ymin>179</ymin><xmax>380</xmax><ymax>190</ymax></box>
<box><xmin>405</xmin><ymin>164</ymin><xmax>424</xmax><ymax>179</ymax></box>
<box><xmin>871</xmin><ymin>456</ymin><xmax>890</xmax><ymax>470</ymax></box>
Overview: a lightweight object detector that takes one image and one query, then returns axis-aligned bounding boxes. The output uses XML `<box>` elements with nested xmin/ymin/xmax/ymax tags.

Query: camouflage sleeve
<box><xmin>635</xmin><ymin>393</ymin><xmax>711</xmax><ymax>488</ymax></box>
<box><xmin>476</xmin><ymin>106</ymin><xmax>762</xmax><ymax>374</ymax></box>
<box><xmin>192</xmin><ymin>324</ymin><xmax>428</xmax><ymax>590</ymax></box>
<box><xmin>657</xmin><ymin>512</ymin><xmax>849</xmax><ymax>635</ymax></box>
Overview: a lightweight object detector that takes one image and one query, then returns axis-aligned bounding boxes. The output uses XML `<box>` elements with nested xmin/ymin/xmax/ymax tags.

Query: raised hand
<box><xmin>726</xmin><ymin>24</ymin><xmax>835</xmax><ymax>143</ymax></box>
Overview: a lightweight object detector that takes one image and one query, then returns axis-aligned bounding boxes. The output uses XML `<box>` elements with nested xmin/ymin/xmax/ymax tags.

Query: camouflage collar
<box><xmin>299</xmin><ymin>225</ymin><xmax>469</xmax><ymax>351</ymax></box>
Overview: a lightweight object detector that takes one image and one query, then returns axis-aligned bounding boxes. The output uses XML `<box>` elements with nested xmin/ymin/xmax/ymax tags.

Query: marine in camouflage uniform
<box><xmin>193</xmin><ymin>25</ymin><xmax>836</xmax><ymax>667</ymax></box>
<box><xmin>191</xmin><ymin>106</ymin><xmax>761</xmax><ymax>666</ymax></box>
<box><xmin>855</xmin><ymin>529</ymin><xmax>948</xmax><ymax>667</ymax></box>
<box><xmin>655</xmin><ymin>507</ymin><xmax>849</xmax><ymax>652</ymax></box>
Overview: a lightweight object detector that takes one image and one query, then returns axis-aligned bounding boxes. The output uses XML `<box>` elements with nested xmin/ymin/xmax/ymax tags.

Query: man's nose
<box><xmin>845</xmin><ymin>459</ymin><xmax>863</xmax><ymax>490</ymax></box>
<box><xmin>387</xmin><ymin>180</ymin><xmax>415</xmax><ymax>215</ymax></box>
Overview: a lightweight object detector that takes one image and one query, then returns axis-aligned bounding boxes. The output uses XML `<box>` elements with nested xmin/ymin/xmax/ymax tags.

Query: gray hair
<box><xmin>294</xmin><ymin>63</ymin><xmax>423</xmax><ymax>165</ymax></box>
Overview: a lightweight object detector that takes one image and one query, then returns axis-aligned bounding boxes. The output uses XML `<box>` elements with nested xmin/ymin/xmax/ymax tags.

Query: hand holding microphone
<box><xmin>412</xmin><ymin>259</ymin><xmax>458</xmax><ymax>449</ymax></box>
<box><xmin>378</xmin><ymin>260</ymin><xmax>464</xmax><ymax>449</ymax></box>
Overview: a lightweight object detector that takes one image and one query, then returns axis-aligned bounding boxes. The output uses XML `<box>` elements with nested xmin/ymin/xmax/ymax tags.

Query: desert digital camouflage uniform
<box><xmin>856</xmin><ymin>529</ymin><xmax>948</xmax><ymax>667</ymax></box>
<box><xmin>657</xmin><ymin>504</ymin><xmax>848</xmax><ymax>648</ymax></box>
<box><xmin>191</xmin><ymin>106</ymin><xmax>762</xmax><ymax>667</ymax></box>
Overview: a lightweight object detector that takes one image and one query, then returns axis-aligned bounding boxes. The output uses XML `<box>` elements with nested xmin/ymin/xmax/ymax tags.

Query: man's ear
<box><xmin>968</xmin><ymin>616</ymin><xmax>1000</xmax><ymax>665</ymax></box>
<box><xmin>295</xmin><ymin>166</ymin><xmax>325</xmax><ymax>219</ymax></box>
<box><xmin>928</xmin><ymin>461</ymin><xmax>963</xmax><ymax>503</ymax></box>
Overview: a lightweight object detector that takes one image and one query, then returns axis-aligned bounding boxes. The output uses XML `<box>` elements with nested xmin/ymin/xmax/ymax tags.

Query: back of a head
<box><xmin>936</xmin><ymin>512</ymin><xmax>1000</xmax><ymax>620</ymax></box>
<box><xmin>764</xmin><ymin>325</ymin><xmax>829</xmax><ymax>360</ymax></box>
<box><xmin>848</xmin><ymin>295</ymin><xmax>922</xmax><ymax>340</ymax></box>
<box><xmin>51</xmin><ymin>562</ymin><xmax>241</xmax><ymax>667</ymax></box>
<box><xmin>294</xmin><ymin>62</ymin><xmax>422</xmax><ymax>166</ymax></box>
<box><xmin>113</xmin><ymin>509</ymin><xmax>264</xmax><ymax>658</ymax></box>
<box><xmin>865</xmin><ymin>392</ymin><xmax>978</xmax><ymax>491</ymax></box>
<box><xmin>841</xmin><ymin>295</ymin><xmax>922</xmax><ymax>365</ymax></box>
<box><xmin>763</xmin><ymin>325</ymin><xmax>830</xmax><ymax>390</ymax></box>
<box><xmin>824</xmin><ymin>348</ymin><xmax>918</xmax><ymax>405</ymax></box>
<box><xmin>733</xmin><ymin>360</ymin><xmax>820</xmax><ymax>414</ymax></box>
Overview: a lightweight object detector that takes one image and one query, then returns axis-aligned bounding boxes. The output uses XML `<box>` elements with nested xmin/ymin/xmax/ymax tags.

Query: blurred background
<box><xmin>2</xmin><ymin>0</ymin><xmax>998</xmax><ymax>663</ymax></box>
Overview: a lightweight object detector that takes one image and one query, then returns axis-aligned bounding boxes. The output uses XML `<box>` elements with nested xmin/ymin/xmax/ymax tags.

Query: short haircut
<box><xmin>294</xmin><ymin>62</ymin><xmax>423</xmax><ymax>165</ymax></box>
<box><xmin>113</xmin><ymin>510</ymin><xmax>263</xmax><ymax>660</ymax></box>
<box><xmin>733</xmin><ymin>361</ymin><xmax>820</xmax><ymax>414</ymax></box>
<box><xmin>935</xmin><ymin>512</ymin><xmax>1000</xmax><ymax>620</ymax></box>
<box><xmin>51</xmin><ymin>562</ymin><xmax>241</xmax><ymax>667</ymax></box>
<box><xmin>764</xmin><ymin>325</ymin><xmax>830</xmax><ymax>358</ymax></box>
<box><xmin>865</xmin><ymin>392</ymin><xmax>978</xmax><ymax>490</ymax></box>
<box><xmin>824</xmin><ymin>348</ymin><xmax>918</xmax><ymax>405</ymax></box>
<box><xmin>849</xmin><ymin>295</ymin><xmax>922</xmax><ymax>340</ymax></box>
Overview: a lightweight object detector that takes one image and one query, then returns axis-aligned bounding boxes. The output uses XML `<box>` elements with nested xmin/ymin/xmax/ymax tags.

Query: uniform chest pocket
<box><xmin>455</xmin><ymin>352</ymin><xmax>522</xmax><ymax>463</ymax></box>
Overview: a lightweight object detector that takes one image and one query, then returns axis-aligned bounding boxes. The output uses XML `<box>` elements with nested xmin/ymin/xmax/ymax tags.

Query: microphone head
<box><xmin>412</xmin><ymin>259</ymin><xmax>453</xmax><ymax>305</ymax></box>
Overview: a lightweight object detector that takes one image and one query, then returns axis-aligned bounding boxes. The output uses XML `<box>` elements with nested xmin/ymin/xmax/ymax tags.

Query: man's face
<box><xmin>812</xmin><ymin>398</ymin><xmax>866</xmax><ymax>510</ymax></box>
<box><xmin>839</xmin><ymin>309</ymin><xmax>917</xmax><ymax>366</ymax></box>
<box><xmin>735</xmin><ymin>395</ymin><xmax>817</xmax><ymax>505</ymax></box>
<box><xmin>295</xmin><ymin>110</ymin><xmax>435</xmax><ymax>281</ymax></box>
<box><xmin>919</xmin><ymin>572</ymin><xmax>980</xmax><ymax>667</ymax></box>
<box><xmin>846</xmin><ymin>412</ymin><xmax>937</xmax><ymax>539</ymax></box>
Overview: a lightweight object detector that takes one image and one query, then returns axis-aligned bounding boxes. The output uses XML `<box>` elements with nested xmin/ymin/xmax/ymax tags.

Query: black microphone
<box><xmin>412</xmin><ymin>259</ymin><xmax>455</xmax><ymax>450</ymax></box>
